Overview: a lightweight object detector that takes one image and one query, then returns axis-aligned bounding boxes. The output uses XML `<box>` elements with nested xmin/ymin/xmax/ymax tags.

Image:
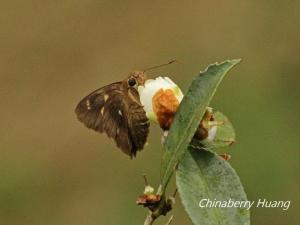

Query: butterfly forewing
<box><xmin>75</xmin><ymin>82</ymin><xmax>149</xmax><ymax>157</ymax></box>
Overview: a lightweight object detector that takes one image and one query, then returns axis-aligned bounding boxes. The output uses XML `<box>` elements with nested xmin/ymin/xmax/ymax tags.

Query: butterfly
<box><xmin>75</xmin><ymin>71</ymin><xmax>150</xmax><ymax>158</ymax></box>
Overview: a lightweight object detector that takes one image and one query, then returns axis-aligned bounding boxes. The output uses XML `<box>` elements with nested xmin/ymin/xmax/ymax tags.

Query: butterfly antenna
<box><xmin>143</xmin><ymin>59</ymin><xmax>181</xmax><ymax>72</ymax></box>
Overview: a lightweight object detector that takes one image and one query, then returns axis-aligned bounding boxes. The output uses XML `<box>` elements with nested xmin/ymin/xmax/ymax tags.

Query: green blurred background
<box><xmin>0</xmin><ymin>0</ymin><xmax>299</xmax><ymax>224</ymax></box>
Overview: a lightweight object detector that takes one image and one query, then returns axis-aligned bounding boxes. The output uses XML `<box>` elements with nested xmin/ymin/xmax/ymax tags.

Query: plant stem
<box><xmin>165</xmin><ymin>215</ymin><xmax>174</xmax><ymax>225</ymax></box>
<box><xmin>143</xmin><ymin>213</ymin><xmax>156</xmax><ymax>225</ymax></box>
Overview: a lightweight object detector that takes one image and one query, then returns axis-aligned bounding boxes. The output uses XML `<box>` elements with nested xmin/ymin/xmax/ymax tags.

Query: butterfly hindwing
<box><xmin>75</xmin><ymin>82</ymin><xmax>149</xmax><ymax>157</ymax></box>
<box><xmin>126</xmin><ymin>95</ymin><xmax>150</xmax><ymax>152</ymax></box>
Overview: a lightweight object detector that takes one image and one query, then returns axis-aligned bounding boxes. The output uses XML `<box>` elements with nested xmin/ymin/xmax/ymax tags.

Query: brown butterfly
<box><xmin>75</xmin><ymin>60</ymin><xmax>176</xmax><ymax>158</ymax></box>
<box><xmin>75</xmin><ymin>71</ymin><xmax>150</xmax><ymax>158</ymax></box>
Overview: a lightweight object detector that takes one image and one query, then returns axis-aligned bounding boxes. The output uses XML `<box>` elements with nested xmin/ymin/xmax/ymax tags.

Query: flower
<box><xmin>138</xmin><ymin>77</ymin><xmax>184</xmax><ymax>130</ymax></box>
<box><xmin>138</xmin><ymin>76</ymin><xmax>219</xmax><ymax>142</ymax></box>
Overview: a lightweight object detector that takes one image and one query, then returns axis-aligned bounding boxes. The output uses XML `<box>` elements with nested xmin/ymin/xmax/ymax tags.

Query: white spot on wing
<box><xmin>118</xmin><ymin>110</ymin><xmax>122</xmax><ymax>116</ymax></box>
<box><xmin>104</xmin><ymin>94</ymin><xmax>109</xmax><ymax>102</ymax></box>
<box><xmin>86</xmin><ymin>99</ymin><xmax>91</xmax><ymax>110</ymax></box>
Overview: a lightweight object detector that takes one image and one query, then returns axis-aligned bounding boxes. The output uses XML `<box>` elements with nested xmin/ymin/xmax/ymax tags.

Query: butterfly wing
<box><xmin>75</xmin><ymin>82</ymin><xmax>149</xmax><ymax>157</ymax></box>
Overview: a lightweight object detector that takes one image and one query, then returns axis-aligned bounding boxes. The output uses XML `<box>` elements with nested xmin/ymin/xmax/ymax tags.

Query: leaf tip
<box><xmin>230</xmin><ymin>58</ymin><xmax>242</xmax><ymax>65</ymax></box>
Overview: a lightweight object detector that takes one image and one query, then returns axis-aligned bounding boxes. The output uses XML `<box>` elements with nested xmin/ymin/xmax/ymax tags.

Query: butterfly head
<box><xmin>125</xmin><ymin>71</ymin><xmax>147</xmax><ymax>89</ymax></box>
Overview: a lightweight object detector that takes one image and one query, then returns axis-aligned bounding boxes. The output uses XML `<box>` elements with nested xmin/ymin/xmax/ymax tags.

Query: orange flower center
<box><xmin>152</xmin><ymin>89</ymin><xmax>180</xmax><ymax>130</ymax></box>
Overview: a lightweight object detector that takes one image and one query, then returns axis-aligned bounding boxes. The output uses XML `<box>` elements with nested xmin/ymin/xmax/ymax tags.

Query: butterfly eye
<box><xmin>128</xmin><ymin>77</ymin><xmax>137</xmax><ymax>87</ymax></box>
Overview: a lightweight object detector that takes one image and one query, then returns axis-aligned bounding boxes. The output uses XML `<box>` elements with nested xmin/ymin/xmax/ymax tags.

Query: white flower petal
<box><xmin>138</xmin><ymin>76</ymin><xmax>183</xmax><ymax>122</ymax></box>
<box><xmin>206</xmin><ymin>126</ymin><xmax>218</xmax><ymax>141</ymax></box>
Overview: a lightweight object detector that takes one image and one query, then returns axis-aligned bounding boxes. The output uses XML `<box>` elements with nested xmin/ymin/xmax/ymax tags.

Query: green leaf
<box><xmin>176</xmin><ymin>149</ymin><xmax>250</xmax><ymax>225</ymax></box>
<box><xmin>160</xmin><ymin>59</ymin><xmax>241</xmax><ymax>193</ymax></box>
